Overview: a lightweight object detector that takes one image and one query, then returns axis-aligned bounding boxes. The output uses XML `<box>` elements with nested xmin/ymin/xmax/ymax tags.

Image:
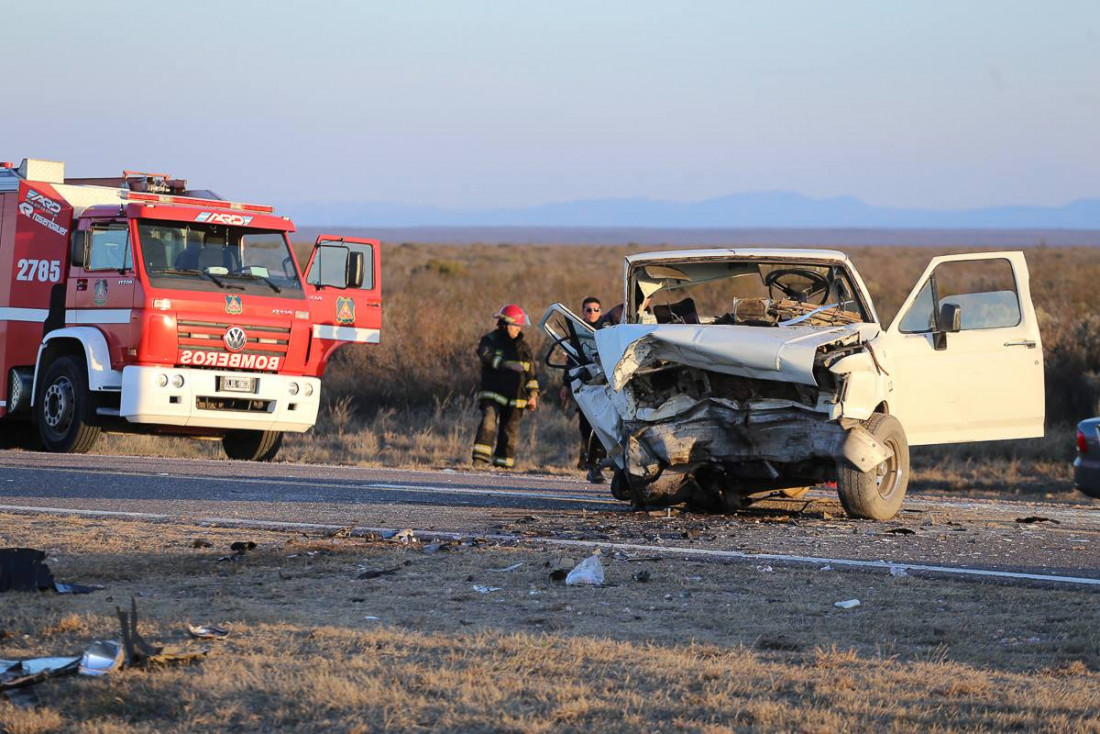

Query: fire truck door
<box><xmin>67</xmin><ymin>220</ymin><xmax>138</xmax><ymax>364</ymax></box>
<box><xmin>304</xmin><ymin>236</ymin><xmax>382</xmax><ymax>371</ymax></box>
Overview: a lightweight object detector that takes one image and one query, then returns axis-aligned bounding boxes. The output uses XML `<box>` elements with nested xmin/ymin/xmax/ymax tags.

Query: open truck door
<box><xmin>304</xmin><ymin>235</ymin><xmax>382</xmax><ymax>373</ymax></box>
<box><xmin>540</xmin><ymin>304</ymin><xmax>620</xmax><ymax>457</ymax></box>
<box><xmin>881</xmin><ymin>251</ymin><xmax>1044</xmax><ymax>446</ymax></box>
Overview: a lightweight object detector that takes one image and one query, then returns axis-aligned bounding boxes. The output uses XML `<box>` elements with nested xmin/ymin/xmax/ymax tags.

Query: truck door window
<box><xmin>87</xmin><ymin>224</ymin><xmax>132</xmax><ymax>271</ymax></box>
<box><xmin>899</xmin><ymin>258</ymin><xmax>1021</xmax><ymax>333</ymax></box>
<box><xmin>934</xmin><ymin>258</ymin><xmax>1021</xmax><ymax>330</ymax></box>
<box><xmin>308</xmin><ymin>241</ymin><xmax>375</xmax><ymax>290</ymax></box>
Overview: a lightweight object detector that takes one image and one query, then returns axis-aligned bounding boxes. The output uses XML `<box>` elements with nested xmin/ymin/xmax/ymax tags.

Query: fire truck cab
<box><xmin>0</xmin><ymin>158</ymin><xmax>381</xmax><ymax>461</ymax></box>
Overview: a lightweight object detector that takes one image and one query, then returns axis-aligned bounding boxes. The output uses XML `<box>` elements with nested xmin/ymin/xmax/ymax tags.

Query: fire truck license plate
<box><xmin>218</xmin><ymin>376</ymin><xmax>257</xmax><ymax>394</ymax></box>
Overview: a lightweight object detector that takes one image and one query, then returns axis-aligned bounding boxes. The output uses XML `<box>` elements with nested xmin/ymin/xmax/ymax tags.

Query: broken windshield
<box><xmin>627</xmin><ymin>260</ymin><xmax>868</xmax><ymax>326</ymax></box>
<box><xmin>136</xmin><ymin>222</ymin><xmax>304</xmax><ymax>298</ymax></box>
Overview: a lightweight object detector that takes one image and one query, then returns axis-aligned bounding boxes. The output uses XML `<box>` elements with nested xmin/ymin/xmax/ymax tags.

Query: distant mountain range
<box><xmin>284</xmin><ymin>191</ymin><xmax>1100</xmax><ymax>229</ymax></box>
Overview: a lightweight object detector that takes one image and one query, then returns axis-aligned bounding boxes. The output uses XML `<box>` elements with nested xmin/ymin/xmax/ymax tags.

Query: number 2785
<box><xmin>15</xmin><ymin>259</ymin><xmax>61</xmax><ymax>282</ymax></box>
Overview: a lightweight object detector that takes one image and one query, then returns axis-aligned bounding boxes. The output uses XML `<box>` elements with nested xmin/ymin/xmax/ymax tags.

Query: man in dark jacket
<box><xmin>472</xmin><ymin>304</ymin><xmax>540</xmax><ymax>468</ymax></box>
<box><xmin>559</xmin><ymin>296</ymin><xmax>609</xmax><ymax>483</ymax></box>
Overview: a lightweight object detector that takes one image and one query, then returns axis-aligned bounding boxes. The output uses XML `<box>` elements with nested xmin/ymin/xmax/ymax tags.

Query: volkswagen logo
<box><xmin>223</xmin><ymin>326</ymin><xmax>248</xmax><ymax>353</ymax></box>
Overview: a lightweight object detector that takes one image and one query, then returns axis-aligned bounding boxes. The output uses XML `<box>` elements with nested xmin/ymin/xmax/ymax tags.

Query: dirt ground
<box><xmin>1</xmin><ymin>513</ymin><xmax>1098</xmax><ymax>733</ymax></box>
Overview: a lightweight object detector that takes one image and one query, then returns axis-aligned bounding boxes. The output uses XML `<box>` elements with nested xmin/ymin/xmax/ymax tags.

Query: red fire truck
<box><xmin>0</xmin><ymin>158</ymin><xmax>381</xmax><ymax>460</ymax></box>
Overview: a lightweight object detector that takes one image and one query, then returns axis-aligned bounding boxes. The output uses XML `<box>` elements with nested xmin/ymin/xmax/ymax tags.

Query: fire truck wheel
<box><xmin>36</xmin><ymin>356</ymin><xmax>101</xmax><ymax>454</ymax></box>
<box><xmin>222</xmin><ymin>430</ymin><xmax>283</xmax><ymax>461</ymax></box>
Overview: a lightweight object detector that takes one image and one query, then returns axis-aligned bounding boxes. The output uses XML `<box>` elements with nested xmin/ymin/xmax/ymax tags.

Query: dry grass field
<box><xmin>89</xmin><ymin>241</ymin><xmax>1100</xmax><ymax>497</ymax></box>
<box><xmin>2</xmin><ymin>513</ymin><xmax>1098</xmax><ymax>733</ymax></box>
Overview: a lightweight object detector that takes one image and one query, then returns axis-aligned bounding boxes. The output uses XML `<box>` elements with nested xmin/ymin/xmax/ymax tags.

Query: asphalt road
<box><xmin>1</xmin><ymin>451</ymin><xmax>1097</xmax><ymax>583</ymax></box>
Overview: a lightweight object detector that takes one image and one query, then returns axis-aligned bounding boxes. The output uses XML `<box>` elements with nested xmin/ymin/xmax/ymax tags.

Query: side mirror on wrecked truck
<box><xmin>541</xmin><ymin>249</ymin><xmax>1045</xmax><ymax>521</ymax></box>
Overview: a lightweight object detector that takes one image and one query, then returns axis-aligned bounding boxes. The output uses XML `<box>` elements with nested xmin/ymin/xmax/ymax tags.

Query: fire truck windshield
<box><xmin>137</xmin><ymin>221</ymin><xmax>305</xmax><ymax>298</ymax></box>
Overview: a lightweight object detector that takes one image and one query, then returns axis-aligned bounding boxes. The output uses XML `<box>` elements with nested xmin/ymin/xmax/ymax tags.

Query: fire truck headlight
<box><xmin>156</xmin><ymin>374</ymin><xmax>169</xmax><ymax>387</ymax></box>
<box><xmin>288</xmin><ymin>382</ymin><xmax>300</xmax><ymax>396</ymax></box>
<box><xmin>171</xmin><ymin>374</ymin><xmax>185</xmax><ymax>388</ymax></box>
<box><xmin>303</xmin><ymin>383</ymin><xmax>314</xmax><ymax>397</ymax></box>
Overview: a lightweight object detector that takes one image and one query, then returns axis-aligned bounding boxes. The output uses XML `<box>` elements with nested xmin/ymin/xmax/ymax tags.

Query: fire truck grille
<box><xmin>177</xmin><ymin>319</ymin><xmax>292</xmax><ymax>367</ymax></box>
<box><xmin>195</xmin><ymin>396</ymin><xmax>274</xmax><ymax>413</ymax></box>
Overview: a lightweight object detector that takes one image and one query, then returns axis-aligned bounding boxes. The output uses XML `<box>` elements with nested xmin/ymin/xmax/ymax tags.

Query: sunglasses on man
<box><xmin>584</xmin><ymin>306</ymin><xmax>601</xmax><ymax>313</ymax></box>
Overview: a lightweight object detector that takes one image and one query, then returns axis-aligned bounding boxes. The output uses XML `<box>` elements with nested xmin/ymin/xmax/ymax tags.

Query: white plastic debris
<box><xmin>388</xmin><ymin>529</ymin><xmax>416</xmax><ymax>544</ymax></box>
<box><xmin>565</xmin><ymin>555</ymin><xmax>605</xmax><ymax>586</ymax></box>
<box><xmin>473</xmin><ymin>585</ymin><xmax>503</xmax><ymax>594</ymax></box>
<box><xmin>889</xmin><ymin>566</ymin><xmax>909</xmax><ymax>577</ymax></box>
<box><xmin>819</xmin><ymin>565</ymin><xmax>833</xmax><ymax>571</ymax></box>
<box><xmin>756</xmin><ymin>565</ymin><xmax>774</xmax><ymax>573</ymax></box>
<box><xmin>834</xmin><ymin>599</ymin><xmax>861</xmax><ymax>609</ymax></box>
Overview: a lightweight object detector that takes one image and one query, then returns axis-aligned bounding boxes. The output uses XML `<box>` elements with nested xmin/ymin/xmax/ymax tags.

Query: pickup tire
<box><xmin>837</xmin><ymin>413</ymin><xmax>909</xmax><ymax>521</ymax></box>
<box><xmin>222</xmin><ymin>430</ymin><xmax>283</xmax><ymax>461</ymax></box>
<box><xmin>36</xmin><ymin>355</ymin><xmax>101</xmax><ymax>454</ymax></box>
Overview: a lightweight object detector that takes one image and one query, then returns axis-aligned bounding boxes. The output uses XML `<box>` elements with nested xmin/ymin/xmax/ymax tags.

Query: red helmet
<box><xmin>495</xmin><ymin>304</ymin><xmax>529</xmax><ymax>326</ymax></box>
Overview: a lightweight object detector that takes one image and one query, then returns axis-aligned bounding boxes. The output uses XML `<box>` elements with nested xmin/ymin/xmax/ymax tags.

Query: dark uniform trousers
<box><xmin>474</xmin><ymin>403</ymin><xmax>522</xmax><ymax>468</ymax></box>
<box><xmin>473</xmin><ymin>327</ymin><xmax>539</xmax><ymax>468</ymax></box>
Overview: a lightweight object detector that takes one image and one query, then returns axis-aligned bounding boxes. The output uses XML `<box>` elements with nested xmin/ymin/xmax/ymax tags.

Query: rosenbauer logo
<box><xmin>26</xmin><ymin>190</ymin><xmax>62</xmax><ymax>214</ymax></box>
<box><xmin>179</xmin><ymin>351</ymin><xmax>282</xmax><ymax>370</ymax></box>
<box><xmin>195</xmin><ymin>211</ymin><xmax>254</xmax><ymax>227</ymax></box>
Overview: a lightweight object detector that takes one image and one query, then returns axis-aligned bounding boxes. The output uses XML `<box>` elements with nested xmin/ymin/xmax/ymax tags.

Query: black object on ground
<box><xmin>1</xmin><ymin>547</ymin><xmax>102</xmax><ymax>594</ymax></box>
<box><xmin>357</xmin><ymin>568</ymin><xmax>400</xmax><ymax>580</ymax></box>
<box><xmin>0</xmin><ymin>548</ymin><xmax>55</xmax><ymax>592</ymax></box>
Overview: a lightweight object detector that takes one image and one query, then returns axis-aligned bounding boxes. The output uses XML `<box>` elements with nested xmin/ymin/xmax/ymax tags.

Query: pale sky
<box><xmin>2</xmin><ymin>0</ymin><xmax>1097</xmax><ymax>211</ymax></box>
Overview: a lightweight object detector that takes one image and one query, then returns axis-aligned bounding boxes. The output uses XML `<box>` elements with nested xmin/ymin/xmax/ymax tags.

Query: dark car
<box><xmin>1074</xmin><ymin>418</ymin><xmax>1100</xmax><ymax>498</ymax></box>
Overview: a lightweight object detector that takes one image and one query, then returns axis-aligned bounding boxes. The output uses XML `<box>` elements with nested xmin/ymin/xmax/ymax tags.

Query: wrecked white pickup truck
<box><xmin>541</xmin><ymin>249</ymin><xmax>1045</xmax><ymax>520</ymax></box>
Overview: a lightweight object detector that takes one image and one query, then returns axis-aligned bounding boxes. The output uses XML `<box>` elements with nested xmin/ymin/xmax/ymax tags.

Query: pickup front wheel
<box><xmin>222</xmin><ymin>430</ymin><xmax>283</xmax><ymax>461</ymax></box>
<box><xmin>836</xmin><ymin>413</ymin><xmax>909</xmax><ymax>521</ymax></box>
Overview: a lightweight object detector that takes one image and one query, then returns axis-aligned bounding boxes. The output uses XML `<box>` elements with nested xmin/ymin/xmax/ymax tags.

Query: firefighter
<box><xmin>472</xmin><ymin>304</ymin><xmax>540</xmax><ymax>468</ymax></box>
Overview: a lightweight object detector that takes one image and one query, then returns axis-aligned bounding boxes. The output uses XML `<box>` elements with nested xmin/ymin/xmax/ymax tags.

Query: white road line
<box><xmin>2</xmin><ymin>504</ymin><xmax>1098</xmax><ymax>588</ymax></box>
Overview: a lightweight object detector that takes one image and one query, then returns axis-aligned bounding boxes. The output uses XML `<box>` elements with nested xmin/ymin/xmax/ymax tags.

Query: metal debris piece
<box><xmin>835</xmin><ymin>599</ymin><xmax>861</xmax><ymax>609</ymax></box>
<box><xmin>756</xmin><ymin>565</ymin><xmax>774</xmax><ymax>573</ymax></box>
<box><xmin>55</xmin><ymin>582</ymin><xmax>103</xmax><ymax>594</ymax></box>
<box><xmin>889</xmin><ymin>566</ymin><xmax>910</xmax><ymax>577</ymax></box>
<box><xmin>473</xmin><ymin>585</ymin><xmax>503</xmax><ymax>593</ymax></box>
<box><xmin>632</xmin><ymin>570</ymin><xmax>651</xmax><ymax>583</ymax></box>
<box><xmin>79</xmin><ymin>641</ymin><xmax>125</xmax><ymax>675</ymax></box>
<box><xmin>0</xmin><ymin>655</ymin><xmax>81</xmax><ymax>699</ymax></box>
<box><xmin>488</xmin><ymin>563</ymin><xmax>524</xmax><ymax>573</ymax></box>
<box><xmin>187</xmin><ymin>625</ymin><xmax>229</xmax><ymax>640</ymax></box>
<box><xmin>1015</xmin><ymin>516</ymin><xmax>1060</xmax><ymax>524</ymax></box>
<box><xmin>117</xmin><ymin>597</ymin><xmax>207</xmax><ymax>667</ymax></box>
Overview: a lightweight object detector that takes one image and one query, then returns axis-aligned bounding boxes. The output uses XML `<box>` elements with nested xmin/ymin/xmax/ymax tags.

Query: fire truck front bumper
<box><xmin>120</xmin><ymin>366</ymin><xmax>321</xmax><ymax>432</ymax></box>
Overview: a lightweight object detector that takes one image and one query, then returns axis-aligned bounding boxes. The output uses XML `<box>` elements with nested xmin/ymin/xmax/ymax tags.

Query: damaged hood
<box><xmin>596</xmin><ymin>322</ymin><xmax>881</xmax><ymax>389</ymax></box>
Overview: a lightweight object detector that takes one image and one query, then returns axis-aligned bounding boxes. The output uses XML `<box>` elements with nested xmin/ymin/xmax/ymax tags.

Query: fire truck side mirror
<box><xmin>70</xmin><ymin>230</ymin><xmax>88</xmax><ymax>268</ymax></box>
<box><xmin>346</xmin><ymin>251</ymin><xmax>365</xmax><ymax>289</ymax></box>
